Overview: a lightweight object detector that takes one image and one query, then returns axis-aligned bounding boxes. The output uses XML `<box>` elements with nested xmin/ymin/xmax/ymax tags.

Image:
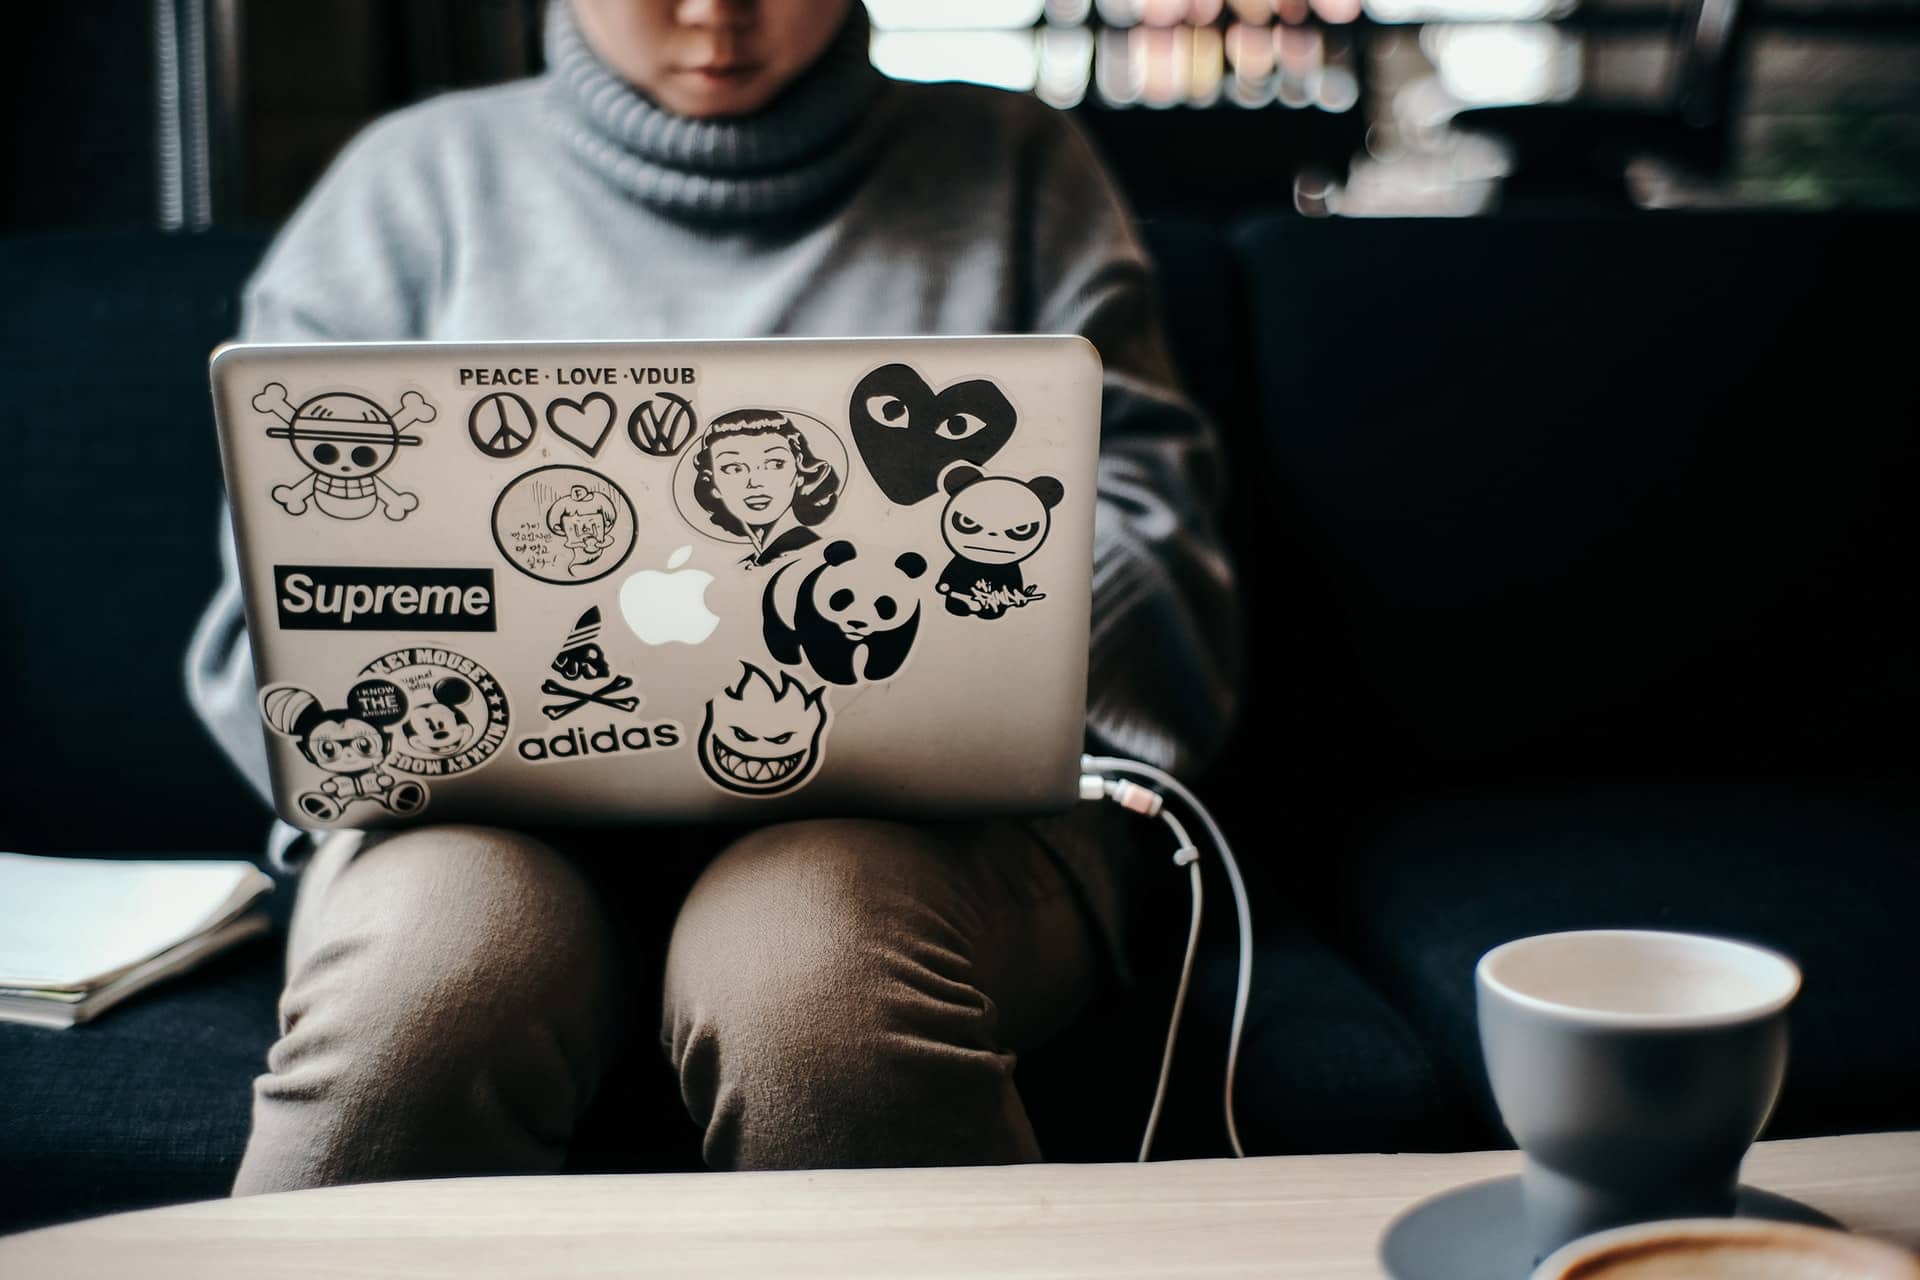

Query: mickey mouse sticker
<box><xmin>260</xmin><ymin>683</ymin><xmax>428</xmax><ymax>823</ymax></box>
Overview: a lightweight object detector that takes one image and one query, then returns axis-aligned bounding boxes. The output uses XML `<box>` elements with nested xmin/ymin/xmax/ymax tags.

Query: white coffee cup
<box><xmin>1477</xmin><ymin>929</ymin><xmax>1803</xmax><ymax>1262</ymax></box>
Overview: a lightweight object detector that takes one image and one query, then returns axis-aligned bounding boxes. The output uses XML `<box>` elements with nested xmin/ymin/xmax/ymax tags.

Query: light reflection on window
<box><xmin>1421</xmin><ymin>23</ymin><xmax>1579</xmax><ymax>105</ymax></box>
<box><xmin>869</xmin><ymin>30</ymin><xmax>1041</xmax><ymax>91</ymax></box>
<box><xmin>865</xmin><ymin>0</ymin><xmax>1047</xmax><ymax>30</ymax></box>
<box><xmin>862</xmin><ymin>0</ymin><xmax>1368</xmax><ymax>112</ymax></box>
<box><xmin>1368</xmin><ymin>0</ymin><xmax>1569</xmax><ymax>22</ymax></box>
<box><xmin>1038</xmin><ymin>25</ymin><xmax>1096</xmax><ymax>106</ymax></box>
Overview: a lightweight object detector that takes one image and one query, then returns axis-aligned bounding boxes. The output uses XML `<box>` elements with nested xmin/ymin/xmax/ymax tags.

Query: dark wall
<box><xmin>2</xmin><ymin>1</ymin><xmax>156</xmax><ymax>231</ymax></box>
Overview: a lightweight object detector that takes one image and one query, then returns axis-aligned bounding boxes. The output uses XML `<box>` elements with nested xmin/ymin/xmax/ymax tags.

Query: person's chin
<box><xmin>665</xmin><ymin>69</ymin><xmax>783</xmax><ymax>118</ymax></box>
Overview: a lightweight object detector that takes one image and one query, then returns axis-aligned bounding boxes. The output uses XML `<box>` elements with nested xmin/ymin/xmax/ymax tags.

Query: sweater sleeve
<box><xmin>1021</xmin><ymin>110</ymin><xmax>1242</xmax><ymax>776</ymax></box>
<box><xmin>183</xmin><ymin>114</ymin><xmax>448</xmax><ymax>864</ymax></box>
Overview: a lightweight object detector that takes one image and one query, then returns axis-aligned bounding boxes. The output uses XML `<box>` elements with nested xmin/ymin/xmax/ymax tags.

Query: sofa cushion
<box><xmin>0</xmin><ymin>230</ymin><xmax>275</xmax><ymax>855</ymax></box>
<box><xmin>1022</xmin><ymin>890</ymin><xmax>1482</xmax><ymax>1160</ymax></box>
<box><xmin>1233</xmin><ymin>213</ymin><xmax>1920</xmax><ymax>781</ymax></box>
<box><xmin>1326</xmin><ymin>779</ymin><xmax>1920</xmax><ymax>1144</ymax></box>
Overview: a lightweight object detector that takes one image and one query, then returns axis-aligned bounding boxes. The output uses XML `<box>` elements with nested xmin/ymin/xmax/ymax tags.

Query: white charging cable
<box><xmin>1080</xmin><ymin>753</ymin><xmax>1253</xmax><ymax>1161</ymax></box>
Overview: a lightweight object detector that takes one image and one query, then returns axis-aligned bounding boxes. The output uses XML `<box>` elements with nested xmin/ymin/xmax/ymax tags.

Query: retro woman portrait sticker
<box><xmin>673</xmin><ymin>409</ymin><xmax>847</xmax><ymax>569</ymax></box>
<box><xmin>356</xmin><ymin>647</ymin><xmax>510</xmax><ymax>777</ymax></box>
<box><xmin>491</xmin><ymin>464</ymin><xmax>638</xmax><ymax>585</ymax></box>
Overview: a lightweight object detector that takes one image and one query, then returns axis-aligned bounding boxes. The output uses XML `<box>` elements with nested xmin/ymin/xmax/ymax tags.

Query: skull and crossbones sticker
<box><xmin>541</xmin><ymin>607</ymin><xmax>642</xmax><ymax>721</ymax></box>
<box><xmin>255</xmin><ymin>383</ymin><xmax>434</xmax><ymax>521</ymax></box>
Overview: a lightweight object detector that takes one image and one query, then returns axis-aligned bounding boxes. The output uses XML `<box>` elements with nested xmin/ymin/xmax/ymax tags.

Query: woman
<box><xmin>688</xmin><ymin>409</ymin><xmax>841</xmax><ymax>567</ymax></box>
<box><xmin>188</xmin><ymin>0</ymin><xmax>1239</xmax><ymax>1191</ymax></box>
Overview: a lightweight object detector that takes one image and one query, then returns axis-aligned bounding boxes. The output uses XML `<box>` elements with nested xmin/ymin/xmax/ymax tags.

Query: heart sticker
<box><xmin>847</xmin><ymin>364</ymin><xmax>1018</xmax><ymax>505</ymax></box>
<box><xmin>546</xmin><ymin>393</ymin><xmax>616</xmax><ymax>457</ymax></box>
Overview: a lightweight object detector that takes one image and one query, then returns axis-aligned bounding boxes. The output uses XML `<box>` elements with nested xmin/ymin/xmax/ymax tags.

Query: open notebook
<box><xmin>0</xmin><ymin>853</ymin><xmax>273</xmax><ymax>1028</ymax></box>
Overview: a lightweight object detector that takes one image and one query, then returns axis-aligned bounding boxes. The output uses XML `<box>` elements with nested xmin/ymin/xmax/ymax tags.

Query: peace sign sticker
<box><xmin>468</xmin><ymin>392</ymin><xmax>538</xmax><ymax>459</ymax></box>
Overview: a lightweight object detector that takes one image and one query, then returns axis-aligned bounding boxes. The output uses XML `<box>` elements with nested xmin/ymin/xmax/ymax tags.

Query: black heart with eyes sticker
<box><xmin>546</xmin><ymin>392</ymin><xmax>616</xmax><ymax>457</ymax></box>
<box><xmin>848</xmin><ymin>363</ymin><xmax>1018</xmax><ymax>505</ymax></box>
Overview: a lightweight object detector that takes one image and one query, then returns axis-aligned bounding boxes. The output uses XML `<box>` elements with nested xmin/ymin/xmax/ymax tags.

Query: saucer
<box><xmin>1378</xmin><ymin>1176</ymin><xmax>1840</xmax><ymax>1280</ymax></box>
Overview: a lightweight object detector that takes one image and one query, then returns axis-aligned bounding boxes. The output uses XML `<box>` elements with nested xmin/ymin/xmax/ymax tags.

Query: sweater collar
<box><xmin>541</xmin><ymin>0</ymin><xmax>891</xmax><ymax>225</ymax></box>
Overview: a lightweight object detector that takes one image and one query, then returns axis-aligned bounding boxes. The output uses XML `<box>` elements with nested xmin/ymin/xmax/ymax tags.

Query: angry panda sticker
<box><xmin>761</xmin><ymin>540</ymin><xmax>927</xmax><ymax>685</ymax></box>
<box><xmin>935</xmin><ymin>466</ymin><xmax>1063</xmax><ymax>620</ymax></box>
<box><xmin>697</xmin><ymin>662</ymin><xmax>829</xmax><ymax>796</ymax></box>
<box><xmin>848</xmin><ymin>363</ymin><xmax>1017</xmax><ymax>505</ymax></box>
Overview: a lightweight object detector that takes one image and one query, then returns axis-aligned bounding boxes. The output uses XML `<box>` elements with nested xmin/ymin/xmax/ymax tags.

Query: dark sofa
<box><xmin>3</xmin><ymin>213</ymin><xmax>1916</xmax><ymax>1236</ymax></box>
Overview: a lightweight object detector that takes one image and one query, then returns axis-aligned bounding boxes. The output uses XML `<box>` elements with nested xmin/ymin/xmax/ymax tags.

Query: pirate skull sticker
<box><xmin>540</xmin><ymin>607</ymin><xmax>641</xmax><ymax>721</ymax></box>
<box><xmin>256</xmin><ymin>383</ymin><xmax>433</xmax><ymax>521</ymax></box>
<box><xmin>514</xmin><ymin>607</ymin><xmax>684</xmax><ymax>766</ymax></box>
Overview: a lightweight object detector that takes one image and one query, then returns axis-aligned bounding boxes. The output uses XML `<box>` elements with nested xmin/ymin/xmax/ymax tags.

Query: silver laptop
<box><xmin>209</xmin><ymin>337</ymin><xmax>1102</xmax><ymax>832</ymax></box>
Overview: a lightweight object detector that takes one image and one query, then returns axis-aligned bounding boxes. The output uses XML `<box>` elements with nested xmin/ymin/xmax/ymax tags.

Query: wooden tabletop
<box><xmin>5</xmin><ymin>1132</ymin><xmax>1916</xmax><ymax>1278</ymax></box>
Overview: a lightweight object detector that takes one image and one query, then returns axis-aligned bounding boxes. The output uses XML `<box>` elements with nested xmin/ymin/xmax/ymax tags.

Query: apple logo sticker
<box><xmin>620</xmin><ymin>545</ymin><xmax>720</xmax><ymax>646</ymax></box>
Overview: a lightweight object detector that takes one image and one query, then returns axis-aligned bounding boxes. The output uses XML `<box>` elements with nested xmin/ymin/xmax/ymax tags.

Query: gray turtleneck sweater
<box><xmin>186</xmin><ymin>5</ymin><xmax>1240</xmax><ymax>895</ymax></box>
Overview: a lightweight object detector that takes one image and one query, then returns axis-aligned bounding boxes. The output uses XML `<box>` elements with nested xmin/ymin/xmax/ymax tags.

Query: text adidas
<box><xmin>516</xmin><ymin>720</ymin><xmax>683</xmax><ymax>764</ymax></box>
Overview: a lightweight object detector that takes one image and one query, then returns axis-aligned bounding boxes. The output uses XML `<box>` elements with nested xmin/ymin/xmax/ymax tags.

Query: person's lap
<box><xmin>235</xmin><ymin>811</ymin><xmax>1111</xmax><ymax>1194</ymax></box>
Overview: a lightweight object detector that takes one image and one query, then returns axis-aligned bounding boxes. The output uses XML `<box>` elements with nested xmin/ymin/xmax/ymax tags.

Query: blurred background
<box><xmin>6</xmin><ymin>0</ymin><xmax>1916</xmax><ymax>231</ymax></box>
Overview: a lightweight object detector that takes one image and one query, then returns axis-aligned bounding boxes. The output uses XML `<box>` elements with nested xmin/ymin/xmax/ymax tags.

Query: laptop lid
<box><xmin>209</xmin><ymin>336</ymin><xmax>1101</xmax><ymax>832</ymax></box>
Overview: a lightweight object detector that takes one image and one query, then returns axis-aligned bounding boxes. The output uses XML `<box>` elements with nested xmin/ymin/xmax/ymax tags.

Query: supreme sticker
<box><xmin>274</xmin><ymin>565</ymin><xmax>497</xmax><ymax>631</ymax></box>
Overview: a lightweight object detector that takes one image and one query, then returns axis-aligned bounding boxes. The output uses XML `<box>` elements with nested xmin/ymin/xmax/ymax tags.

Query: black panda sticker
<box><xmin>761</xmin><ymin>540</ymin><xmax>927</xmax><ymax>685</ymax></box>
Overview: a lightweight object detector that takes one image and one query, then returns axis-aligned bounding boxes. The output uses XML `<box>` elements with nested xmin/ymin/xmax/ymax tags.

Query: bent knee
<box><xmin>286</xmin><ymin>824</ymin><xmax>616</xmax><ymax>1035</ymax></box>
<box><xmin>663</xmin><ymin>820</ymin><xmax>986</xmax><ymax>1054</ymax></box>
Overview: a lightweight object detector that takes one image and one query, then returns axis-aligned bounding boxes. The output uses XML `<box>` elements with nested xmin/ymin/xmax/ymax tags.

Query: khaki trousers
<box><xmin>231</xmin><ymin>815</ymin><xmax>1110</xmax><ymax>1194</ymax></box>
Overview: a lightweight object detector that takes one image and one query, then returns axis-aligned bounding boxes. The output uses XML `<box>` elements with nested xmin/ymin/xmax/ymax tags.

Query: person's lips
<box><xmin>682</xmin><ymin>62</ymin><xmax>761</xmax><ymax>83</ymax></box>
<box><xmin>743</xmin><ymin>495</ymin><xmax>772</xmax><ymax>510</ymax></box>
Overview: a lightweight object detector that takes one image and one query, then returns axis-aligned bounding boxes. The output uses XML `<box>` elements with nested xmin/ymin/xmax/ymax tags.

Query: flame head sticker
<box><xmin>848</xmin><ymin>363</ymin><xmax>1017</xmax><ymax>505</ymax></box>
<box><xmin>491</xmin><ymin>465</ymin><xmax>638</xmax><ymax>585</ymax></box>
<box><xmin>697</xmin><ymin>663</ymin><xmax>828</xmax><ymax>796</ymax></box>
<box><xmin>674</xmin><ymin>409</ymin><xmax>846</xmax><ymax>569</ymax></box>
<box><xmin>257</xmin><ymin>383</ymin><xmax>432</xmax><ymax>521</ymax></box>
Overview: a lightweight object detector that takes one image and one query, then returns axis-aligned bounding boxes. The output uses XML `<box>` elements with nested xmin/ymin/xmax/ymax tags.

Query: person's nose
<box><xmin>674</xmin><ymin>0</ymin><xmax>755</xmax><ymax>30</ymax></box>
